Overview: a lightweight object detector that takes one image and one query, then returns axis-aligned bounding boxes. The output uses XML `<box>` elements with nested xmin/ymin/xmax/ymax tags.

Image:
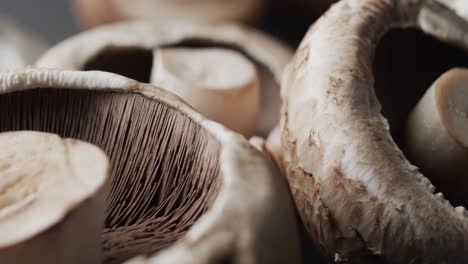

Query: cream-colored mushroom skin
<box><xmin>280</xmin><ymin>0</ymin><xmax>468</xmax><ymax>263</ymax></box>
<box><xmin>0</xmin><ymin>131</ymin><xmax>109</xmax><ymax>264</ymax></box>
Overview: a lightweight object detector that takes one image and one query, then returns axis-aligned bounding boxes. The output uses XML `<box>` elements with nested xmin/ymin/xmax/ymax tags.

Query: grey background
<box><xmin>0</xmin><ymin>0</ymin><xmax>79</xmax><ymax>44</ymax></box>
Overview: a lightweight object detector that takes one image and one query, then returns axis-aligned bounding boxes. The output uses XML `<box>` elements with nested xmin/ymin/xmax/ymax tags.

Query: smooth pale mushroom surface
<box><xmin>152</xmin><ymin>47</ymin><xmax>260</xmax><ymax>136</ymax></box>
<box><xmin>281</xmin><ymin>0</ymin><xmax>468</xmax><ymax>263</ymax></box>
<box><xmin>0</xmin><ymin>131</ymin><xmax>108</xmax><ymax>264</ymax></box>
<box><xmin>0</xmin><ymin>69</ymin><xmax>300</xmax><ymax>264</ymax></box>
<box><xmin>72</xmin><ymin>0</ymin><xmax>265</xmax><ymax>28</ymax></box>
<box><xmin>36</xmin><ymin>22</ymin><xmax>292</xmax><ymax>137</ymax></box>
<box><xmin>0</xmin><ymin>16</ymin><xmax>48</xmax><ymax>71</ymax></box>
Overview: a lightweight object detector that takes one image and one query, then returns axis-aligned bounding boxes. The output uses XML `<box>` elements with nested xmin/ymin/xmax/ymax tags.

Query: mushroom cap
<box><xmin>72</xmin><ymin>0</ymin><xmax>266</xmax><ymax>28</ymax></box>
<box><xmin>0</xmin><ymin>16</ymin><xmax>48</xmax><ymax>71</ymax></box>
<box><xmin>36</xmin><ymin>21</ymin><xmax>292</xmax><ymax>136</ymax></box>
<box><xmin>0</xmin><ymin>68</ymin><xmax>301</xmax><ymax>264</ymax></box>
<box><xmin>281</xmin><ymin>0</ymin><xmax>468</xmax><ymax>262</ymax></box>
<box><xmin>0</xmin><ymin>131</ymin><xmax>109</xmax><ymax>264</ymax></box>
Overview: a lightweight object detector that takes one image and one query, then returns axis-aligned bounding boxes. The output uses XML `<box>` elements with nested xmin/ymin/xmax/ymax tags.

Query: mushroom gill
<box><xmin>0</xmin><ymin>88</ymin><xmax>221</xmax><ymax>264</ymax></box>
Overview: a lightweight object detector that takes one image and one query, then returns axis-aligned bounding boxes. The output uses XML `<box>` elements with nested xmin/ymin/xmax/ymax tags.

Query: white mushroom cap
<box><xmin>0</xmin><ymin>68</ymin><xmax>300</xmax><ymax>264</ymax></box>
<box><xmin>36</xmin><ymin>21</ymin><xmax>292</xmax><ymax>137</ymax></box>
<box><xmin>0</xmin><ymin>131</ymin><xmax>109</xmax><ymax>264</ymax></box>
<box><xmin>281</xmin><ymin>0</ymin><xmax>468</xmax><ymax>262</ymax></box>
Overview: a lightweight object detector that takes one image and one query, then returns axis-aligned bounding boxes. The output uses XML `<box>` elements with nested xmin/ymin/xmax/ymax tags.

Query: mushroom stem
<box><xmin>404</xmin><ymin>68</ymin><xmax>468</xmax><ymax>205</ymax></box>
<box><xmin>151</xmin><ymin>47</ymin><xmax>260</xmax><ymax>136</ymax></box>
<box><xmin>0</xmin><ymin>131</ymin><xmax>109</xmax><ymax>264</ymax></box>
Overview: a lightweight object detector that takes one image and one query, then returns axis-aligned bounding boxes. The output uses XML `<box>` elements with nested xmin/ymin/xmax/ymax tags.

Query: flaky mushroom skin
<box><xmin>0</xmin><ymin>131</ymin><xmax>109</xmax><ymax>264</ymax></box>
<box><xmin>36</xmin><ymin>21</ymin><xmax>292</xmax><ymax>136</ymax></box>
<box><xmin>280</xmin><ymin>0</ymin><xmax>468</xmax><ymax>263</ymax></box>
<box><xmin>0</xmin><ymin>68</ymin><xmax>301</xmax><ymax>264</ymax></box>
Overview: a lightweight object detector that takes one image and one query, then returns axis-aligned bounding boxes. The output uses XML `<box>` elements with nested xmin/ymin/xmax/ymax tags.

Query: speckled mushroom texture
<box><xmin>36</xmin><ymin>21</ymin><xmax>292</xmax><ymax>137</ymax></box>
<box><xmin>280</xmin><ymin>0</ymin><xmax>468</xmax><ymax>263</ymax></box>
<box><xmin>0</xmin><ymin>68</ymin><xmax>300</xmax><ymax>264</ymax></box>
<box><xmin>0</xmin><ymin>131</ymin><xmax>109</xmax><ymax>264</ymax></box>
<box><xmin>0</xmin><ymin>16</ymin><xmax>47</xmax><ymax>71</ymax></box>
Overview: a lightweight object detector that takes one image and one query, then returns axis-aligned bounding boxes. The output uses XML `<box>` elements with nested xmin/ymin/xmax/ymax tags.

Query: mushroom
<box><xmin>404</xmin><ymin>68</ymin><xmax>468</xmax><ymax>207</ymax></box>
<box><xmin>36</xmin><ymin>21</ymin><xmax>292</xmax><ymax>137</ymax></box>
<box><xmin>0</xmin><ymin>131</ymin><xmax>109</xmax><ymax>264</ymax></box>
<box><xmin>0</xmin><ymin>16</ymin><xmax>48</xmax><ymax>71</ymax></box>
<box><xmin>72</xmin><ymin>0</ymin><xmax>265</xmax><ymax>28</ymax></box>
<box><xmin>0</xmin><ymin>68</ymin><xmax>300</xmax><ymax>264</ymax></box>
<box><xmin>280</xmin><ymin>0</ymin><xmax>468</xmax><ymax>262</ymax></box>
<box><xmin>151</xmin><ymin>47</ymin><xmax>259</xmax><ymax>136</ymax></box>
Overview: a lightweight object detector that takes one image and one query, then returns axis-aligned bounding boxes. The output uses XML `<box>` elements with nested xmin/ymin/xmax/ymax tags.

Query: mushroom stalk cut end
<box><xmin>0</xmin><ymin>131</ymin><xmax>109</xmax><ymax>264</ymax></box>
<box><xmin>404</xmin><ymin>68</ymin><xmax>468</xmax><ymax>206</ymax></box>
<box><xmin>151</xmin><ymin>47</ymin><xmax>260</xmax><ymax>136</ymax></box>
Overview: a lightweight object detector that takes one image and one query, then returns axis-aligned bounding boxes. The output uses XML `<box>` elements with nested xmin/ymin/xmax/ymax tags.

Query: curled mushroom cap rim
<box><xmin>0</xmin><ymin>68</ymin><xmax>301</xmax><ymax>264</ymax></box>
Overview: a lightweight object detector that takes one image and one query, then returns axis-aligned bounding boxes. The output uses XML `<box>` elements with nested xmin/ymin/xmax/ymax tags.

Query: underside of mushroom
<box><xmin>36</xmin><ymin>21</ymin><xmax>292</xmax><ymax>137</ymax></box>
<box><xmin>0</xmin><ymin>69</ymin><xmax>300</xmax><ymax>264</ymax></box>
<box><xmin>280</xmin><ymin>0</ymin><xmax>468</xmax><ymax>263</ymax></box>
<box><xmin>0</xmin><ymin>131</ymin><xmax>108</xmax><ymax>264</ymax></box>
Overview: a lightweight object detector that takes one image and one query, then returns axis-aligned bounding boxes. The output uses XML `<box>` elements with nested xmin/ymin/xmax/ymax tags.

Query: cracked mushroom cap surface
<box><xmin>281</xmin><ymin>0</ymin><xmax>468</xmax><ymax>263</ymax></box>
<box><xmin>36</xmin><ymin>21</ymin><xmax>292</xmax><ymax>137</ymax></box>
<box><xmin>0</xmin><ymin>68</ymin><xmax>300</xmax><ymax>264</ymax></box>
<box><xmin>0</xmin><ymin>131</ymin><xmax>109</xmax><ymax>264</ymax></box>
